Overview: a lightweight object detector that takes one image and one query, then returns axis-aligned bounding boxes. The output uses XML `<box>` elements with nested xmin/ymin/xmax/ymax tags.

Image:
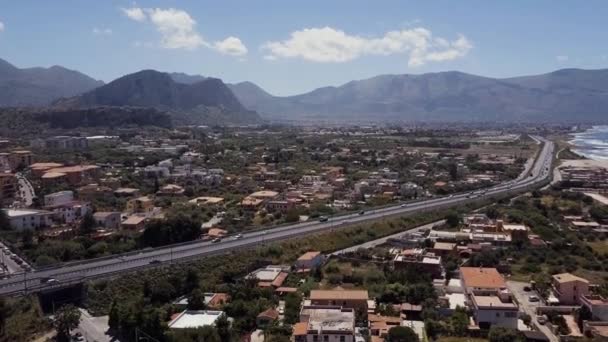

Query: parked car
<box><xmin>529</xmin><ymin>295</ymin><xmax>540</xmax><ymax>302</ymax></box>
<box><xmin>537</xmin><ymin>315</ymin><xmax>548</xmax><ymax>325</ymax></box>
<box><xmin>211</xmin><ymin>238</ymin><xmax>222</xmax><ymax>243</ymax></box>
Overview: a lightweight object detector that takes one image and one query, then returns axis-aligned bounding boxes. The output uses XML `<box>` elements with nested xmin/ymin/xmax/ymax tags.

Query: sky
<box><xmin>0</xmin><ymin>1</ymin><xmax>607</xmax><ymax>96</ymax></box>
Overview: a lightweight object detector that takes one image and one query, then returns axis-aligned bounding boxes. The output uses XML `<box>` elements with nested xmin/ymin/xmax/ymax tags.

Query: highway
<box><xmin>0</xmin><ymin>136</ymin><xmax>554</xmax><ymax>296</ymax></box>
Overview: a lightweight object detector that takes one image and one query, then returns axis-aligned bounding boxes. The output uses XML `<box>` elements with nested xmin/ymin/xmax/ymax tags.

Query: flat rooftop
<box><xmin>248</xmin><ymin>265</ymin><xmax>286</xmax><ymax>282</ymax></box>
<box><xmin>472</xmin><ymin>295</ymin><xmax>517</xmax><ymax>310</ymax></box>
<box><xmin>168</xmin><ymin>310</ymin><xmax>223</xmax><ymax>329</ymax></box>
<box><xmin>301</xmin><ymin>306</ymin><xmax>355</xmax><ymax>333</ymax></box>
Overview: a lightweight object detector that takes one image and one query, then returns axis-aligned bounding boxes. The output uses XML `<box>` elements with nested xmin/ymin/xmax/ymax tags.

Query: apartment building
<box><xmin>309</xmin><ymin>290</ymin><xmax>369</xmax><ymax>312</ymax></box>
<box><xmin>0</xmin><ymin>173</ymin><xmax>17</xmax><ymax>205</ymax></box>
<box><xmin>294</xmin><ymin>306</ymin><xmax>356</xmax><ymax>342</ymax></box>
<box><xmin>552</xmin><ymin>273</ymin><xmax>590</xmax><ymax>305</ymax></box>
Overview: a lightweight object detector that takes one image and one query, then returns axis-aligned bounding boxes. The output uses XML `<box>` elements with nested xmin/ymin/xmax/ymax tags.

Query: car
<box><xmin>42</xmin><ymin>278</ymin><xmax>59</xmax><ymax>284</ymax></box>
<box><xmin>448</xmin><ymin>194</ymin><xmax>454</xmax><ymax>198</ymax></box>
<box><xmin>234</xmin><ymin>234</ymin><xmax>243</xmax><ymax>239</ymax></box>
<box><xmin>359</xmin><ymin>211</ymin><xmax>365</xmax><ymax>215</ymax></box>
<box><xmin>278</xmin><ymin>307</ymin><xmax>285</xmax><ymax>315</ymax></box>
<box><xmin>529</xmin><ymin>295</ymin><xmax>540</xmax><ymax>302</ymax></box>
<box><xmin>149</xmin><ymin>259</ymin><xmax>162</xmax><ymax>264</ymax></box>
<box><xmin>211</xmin><ymin>238</ymin><xmax>222</xmax><ymax>243</ymax></box>
<box><xmin>319</xmin><ymin>216</ymin><xmax>329</xmax><ymax>222</ymax></box>
<box><xmin>400</xmin><ymin>204</ymin><xmax>407</xmax><ymax>208</ymax></box>
<box><xmin>523</xmin><ymin>286</ymin><xmax>532</xmax><ymax>292</ymax></box>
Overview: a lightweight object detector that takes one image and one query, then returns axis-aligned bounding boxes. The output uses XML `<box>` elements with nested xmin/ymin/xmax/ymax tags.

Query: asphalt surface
<box><xmin>508</xmin><ymin>280</ymin><xmax>558</xmax><ymax>342</ymax></box>
<box><xmin>0</xmin><ymin>136</ymin><xmax>554</xmax><ymax>296</ymax></box>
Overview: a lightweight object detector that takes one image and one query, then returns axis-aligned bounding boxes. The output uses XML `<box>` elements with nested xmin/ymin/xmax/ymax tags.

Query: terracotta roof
<box><xmin>298</xmin><ymin>251</ymin><xmax>321</xmax><ymax>261</ymax></box>
<box><xmin>460</xmin><ymin>267</ymin><xmax>506</xmax><ymax>289</ymax></box>
<box><xmin>293</xmin><ymin>322</ymin><xmax>308</xmax><ymax>336</ymax></box>
<box><xmin>207</xmin><ymin>293</ymin><xmax>229</xmax><ymax>308</ymax></box>
<box><xmin>310</xmin><ymin>289</ymin><xmax>369</xmax><ymax>301</ymax></box>
<box><xmin>553</xmin><ymin>273</ymin><xmax>589</xmax><ymax>284</ymax></box>
<box><xmin>271</xmin><ymin>272</ymin><xmax>289</xmax><ymax>288</ymax></box>
<box><xmin>257</xmin><ymin>308</ymin><xmax>279</xmax><ymax>320</ymax></box>
<box><xmin>275</xmin><ymin>287</ymin><xmax>298</xmax><ymax>293</ymax></box>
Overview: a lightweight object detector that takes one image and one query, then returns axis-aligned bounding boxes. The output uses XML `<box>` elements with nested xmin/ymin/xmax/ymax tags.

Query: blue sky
<box><xmin>0</xmin><ymin>1</ymin><xmax>607</xmax><ymax>95</ymax></box>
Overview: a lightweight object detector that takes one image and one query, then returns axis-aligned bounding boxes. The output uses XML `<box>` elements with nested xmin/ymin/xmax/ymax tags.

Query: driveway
<box><xmin>507</xmin><ymin>280</ymin><xmax>558</xmax><ymax>342</ymax></box>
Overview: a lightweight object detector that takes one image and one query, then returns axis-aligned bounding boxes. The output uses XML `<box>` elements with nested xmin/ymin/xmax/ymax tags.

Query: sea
<box><xmin>570</xmin><ymin>126</ymin><xmax>608</xmax><ymax>160</ymax></box>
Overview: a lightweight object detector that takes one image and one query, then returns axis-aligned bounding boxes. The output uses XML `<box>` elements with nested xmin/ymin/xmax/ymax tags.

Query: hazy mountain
<box><xmin>169</xmin><ymin>72</ymin><xmax>207</xmax><ymax>85</ymax></box>
<box><xmin>56</xmin><ymin>70</ymin><xmax>261</xmax><ymax>125</ymax></box>
<box><xmin>0</xmin><ymin>58</ymin><xmax>104</xmax><ymax>107</ymax></box>
<box><xmin>231</xmin><ymin>69</ymin><xmax>608</xmax><ymax>123</ymax></box>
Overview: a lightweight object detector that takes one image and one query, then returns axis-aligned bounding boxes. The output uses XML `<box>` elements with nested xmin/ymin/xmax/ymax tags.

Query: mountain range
<box><xmin>0</xmin><ymin>58</ymin><xmax>103</xmax><ymax>107</ymax></box>
<box><xmin>228</xmin><ymin>69</ymin><xmax>608</xmax><ymax>123</ymax></box>
<box><xmin>54</xmin><ymin>69</ymin><xmax>261</xmax><ymax>125</ymax></box>
<box><xmin>2</xmin><ymin>55</ymin><xmax>608</xmax><ymax>123</ymax></box>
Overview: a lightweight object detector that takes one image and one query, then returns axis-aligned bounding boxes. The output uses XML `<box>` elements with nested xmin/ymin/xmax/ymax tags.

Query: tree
<box><xmin>0</xmin><ymin>297</ymin><xmax>6</xmax><ymax>336</ymax></box>
<box><xmin>188</xmin><ymin>289</ymin><xmax>206</xmax><ymax>310</ymax></box>
<box><xmin>216</xmin><ymin>314</ymin><xmax>231</xmax><ymax>342</ymax></box>
<box><xmin>449</xmin><ymin>307</ymin><xmax>469</xmax><ymax>336</ymax></box>
<box><xmin>108</xmin><ymin>300</ymin><xmax>120</xmax><ymax>332</ymax></box>
<box><xmin>488</xmin><ymin>326</ymin><xmax>523</xmax><ymax>342</ymax></box>
<box><xmin>79</xmin><ymin>211</ymin><xmax>96</xmax><ymax>235</ymax></box>
<box><xmin>54</xmin><ymin>305</ymin><xmax>81</xmax><ymax>342</ymax></box>
<box><xmin>284</xmin><ymin>292</ymin><xmax>302</xmax><ymax>324</ymax></box>
<box><xmin>386</xmin><ymin>326</ymin><xmax>419</xmax><ymax>342</ymax></box>
<box><xmin>445</xmin><ymin>210</ymin><xmax>461</xmax><ymax>228</ymax></box>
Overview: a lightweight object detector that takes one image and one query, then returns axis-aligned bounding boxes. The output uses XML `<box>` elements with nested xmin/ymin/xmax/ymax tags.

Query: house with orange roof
<box><xmin>295</xmin><ymin>251</ymin><xmax>325</xmax><ymax>272</ymax></box>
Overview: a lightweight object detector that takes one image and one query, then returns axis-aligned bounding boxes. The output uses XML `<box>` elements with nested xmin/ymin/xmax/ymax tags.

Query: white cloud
<box><xmin>556</xmin><ymin>55</ymin><xmax>569</xmax><ymax>62</ymax></box>
<box><xmin>93</xmin><ymin>27</ymin><xmax>113</xmax><ymax>35</ymax></box>
<box><xmin>145</xmin><ymin>8</ymin><xmax>205</xmax><ymax>50</ymax></box>
<box><xmin>262</xmin><ymin>26</ymin><xmax>472</xmax><ymax>66</ymax></box>
<box><xmin>0</xmin><ymin>21</ymin><xmax>4</xmax><ymax>32</ymax></box>
<box><xmin>121</xmin><ymin>7</ymin><xmax>146</xmax><ymax>22</ymax></box>
<box><xmin>121</xmin><ymin>7</ymin><xmax>247</xmax><ymax>56</ymax></box>
<box><xmin>213</xmin><ymin>36</ymin><xmax>248</xmax><ymax>56</ymax></box>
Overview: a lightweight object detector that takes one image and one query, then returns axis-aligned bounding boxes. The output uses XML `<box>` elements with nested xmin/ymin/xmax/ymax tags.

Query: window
<box><xmin>496</xmin><ymin>312</ymin><xmax>500</xmax><ymax>317</ymax></box>
<box><xmin>323</xmin><ymin>336</ymin><xmax>329</xmax><ymax>342</ymax></box>
<box><xmin>313</xmin><ymin>336</ymin><xmax>318</xmax><ymax>342</ymax></box>
<box><xmin>340</xmin><ymin>336</ymin><xmax>346</xmax><ymax>342</ymax></box>
<box><xmin>505</xmin><ymin>312</ymin><xmax>517</xmax><ymax>318</ymax></box>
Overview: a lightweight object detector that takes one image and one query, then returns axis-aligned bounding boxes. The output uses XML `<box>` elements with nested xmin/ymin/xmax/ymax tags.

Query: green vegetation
<box><xmin>0</xmin><ymin>296</ymin><xmax>50</xmax><ymax>342</ymax></box>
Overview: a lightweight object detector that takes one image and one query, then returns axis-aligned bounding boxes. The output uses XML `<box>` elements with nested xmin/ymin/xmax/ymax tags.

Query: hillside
<box><xmin>56</xmin><ymin>70</ymin><xmax>262</xmax><ymax>125</ymax></box>
<box><xmin>0</xmin><ymin>58</ymin><xmax>104</xmax><ymax>107</ymax></box>
<box><xmin>230</xmin><ymin>69</ymin><xmax>608</xmax><ymax>123</ymax></box>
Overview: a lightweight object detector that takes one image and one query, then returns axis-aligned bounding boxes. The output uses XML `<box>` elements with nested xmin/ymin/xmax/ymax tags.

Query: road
<box><xmin>0</xmin><ymin>136</ymin><xmax>554</xmax><ymax>296</ymax></box>
<box><xmin>331</xmin><ymin>220</ymin><xmax>445</xmax><ymax>255</ymax></box>
<box><xmin>0</xmin><ymin>241</ymin><xmax>28</xmax><ymax>275</ymax></box>
<box><xmin>75</xmin><ymin>309</ymin><xmax>112</xmax><ymax>342</ymax></box>
<box><xmin>508</xmin><ymin>280</ymin><xmax>558</xmax><ymax>342</ymax></box>
<box><xmin>16</xmin><ymin>173</ymin><xmax>35</xmax><ymax>207</ymax></box>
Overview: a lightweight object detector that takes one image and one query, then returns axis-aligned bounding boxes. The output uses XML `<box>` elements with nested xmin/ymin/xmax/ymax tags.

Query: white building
<box><xmin>44</xmin><ymin>190</ymin><xmax>74</xmax><ymax>207</ymax></box>
<box><xmin>168</xmin><ymin>310</ymin><xmax>225</xmax><ymax>329</ymax></box>
<box><xmin>4</xmin><ymin>209</ymin><xmax>53</xmax><ymax>231</ymax></box>
<box><xmin>294</xmin><ymin>306</ymin><xmax>355</xmax><ymax>342</ymax></box>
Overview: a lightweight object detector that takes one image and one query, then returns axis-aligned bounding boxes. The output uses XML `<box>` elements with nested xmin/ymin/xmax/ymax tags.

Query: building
<box><xmin>552</xmin><ymin>273</ymin><xmax>590</xmax><ymax>305</ymax></box>
<box><xmin>29</xmin><ymin>162</ymin><xmax>65</xmax><ymax>177</ymax></box>
<box><xmin>460</xmin><ymin>267</ymin><xmax>507</xmax><ymax>295</ymax></box>
<box><xmin>581</xmin><ymin>295</ymin><xmax>608</xmax><ymax>321</ymax></box>
<box><xmin>122</xmin><ymin>216</ymin><xmax>146</xmax><ymax>230</ymax></box>
<box><xmin>502</xmin><ymin>224</ymin><xmax>529</xmax><ymax>242</ymax></box>
<box><xmin>256</xmin><ymin>308</ymin><xmax>279</xmax><ymax>328</ymax></box>
<box><xmin>126</xmin><ymin>196</ymin><xmax>155</xmax><ymax>214</ymax></box>
<box><xmin>44</xmin><ymin>190</ymin><xmax>74</xmax><ymax>207</ymax></box>
<box><xmin>157</xmin><ymin>184</ymin><xmax>185</xmax><ymax>196</ymax></box>
<box><xmin>393</xmin><ymin>250</ymin><xmax>442</xmax><ymax>278</ymax></box>
<box><xmin>266</xmin><ymin>199</ymin><xmax>297</xmax><ymax>212</ymax></box>
<box><xmin>8</xmin><ymin>150</ymin><xmax>33</xmax><ymax>170</ymax></box>
<box><xmin>309</xmin><ymin>290</ymin><xmax>369</xmax><ymax>312</ymax></box>
<box><xmin>470</xmin><ymin>292</ymin><xmax>518</xmax><ymax>329</ymax></box>
<box><xmin>294</xmin><ymin>306</ymin><xmax>356</xmax><ymax>342</ymax></box>
<box><xmin>76</xmin><ymin>184</ymin><xmax>113</xmax><ymax>201</ymax></box>
<box><xmin>93</xmin><ymin>212</ymin><xmax>122</xmax><ymax>229</ymax></box>
<box><xmin>31</xmin><ymin>136</ymin><xmax>88</xmax><ymax>150</ymax></box>
<box><xmin>295</xmin><ymin>251</ymin><xmax>325</xmax><ymax>272</ymax></box>
<box><xmin>0</xmin><ymin>173</ymin><xmax>17</xmax><ymax>206</ymax></box>
<box><xmin>45</xmin><ymin>201</ymin><xmax>92</xmax><ymax>224</ymax></box>
<box><xmin>42</xmin><ymin>165</ymin><xmax>99</xmax><ymax>185</ymax></box>
<box><xmin>247</xmin><ymin>265</ymin><xmax>290</xmax><ymax>288</ymax></box>
<box><xmin>167</xmin><ymin>310</ymin><xmax>226</xmax><ymax>329</ymax></box>
<box><xmin>583</xmin><ymin>321</ymin><xmax>608</xmax><ymax>341</ymax></box>
<box><xmin>4</xmin><ymin>209</ymin><xmax>53</xmax><ymax>231</ymax></box>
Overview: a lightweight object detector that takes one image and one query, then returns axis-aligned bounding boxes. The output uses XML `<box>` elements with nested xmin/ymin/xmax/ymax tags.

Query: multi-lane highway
<box><xmin>0</xmin><ymin>137</ymin><xmax>554</xmax><ymax>296</ymax></box>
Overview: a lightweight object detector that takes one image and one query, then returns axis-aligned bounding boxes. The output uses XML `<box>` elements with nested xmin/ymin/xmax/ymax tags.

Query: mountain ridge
<box><xmin>228</xmin><ymin>68</ymin><xmax>608</xmax><ymax>122</ymax></box>
<box><xmin>0</xmin><ymin>58</ymin><xmax>104</xmax><ymax>107</ymax></box>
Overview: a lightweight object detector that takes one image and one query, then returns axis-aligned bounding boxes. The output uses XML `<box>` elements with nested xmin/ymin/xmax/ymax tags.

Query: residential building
<box><xmin>581</xmin><ymin>295</ymin><xmax>608</xmax><ymax>321</ymax></box>
<box><xmin>41</xmin><ymin>165</ymin><xmax>99</xmax><ymax>185</ymax></box>
<box><xmin>0</xmin><ymin>173</ymin><xmax>17</xmax><ymax>206</ymax></box>
<box><xmin>470</xmin><ymin>293</ymin><xmax>518</xmax><ymax>329</ymax></box>
<box><xmin>295</xmin><ymin>251</ymin><xmax>325</xmax><ymax>272</ymax></box>
<box><xmin>44</xmin><ymin>190</ymin><xmax>74</xmax><ymax>207</ymax></box>
<box><xmin>45</xmin><ymin>200</ymin><xmax>91</xmax><ymax>224</ymax></box>
<box><xmin>247</xmin><ymin>265</ymin><xmax>290</xmax><ymax>288</ymax></box>
<box><xmin>157</xmin><ymin>184</ymin><xmax>185</xmax><ymax>196</ymax></box>
<box><xmin>309</xmin><ymin>290</ymin><xmax>369</xmax><ymax>312</ymax></box>
<box><xmin>167</xmin><ymin>310</ymin><xmax>226</xmax><ymax>329</ymax></box>
<box><xmin>583</xmin><ymin>321</ymin><xmax>608</xmax><ymax>341</ymax></box>
<box><xmin>294</xmin><ymin>306</ymin><xmax>356</xmax><ymax>342</ymax></box>
<box><xmin>552</xmin><ymin>273</ymin><xmax>590</xmax><ymax>305</ymax></box>
<box><xmin>93</xmin><ymin>212</ymin><xmax>122</xmax><ymax>229</ymax></box>
<box><xmin>393</xmin><ymin>250</ymin><xmax>442</xmax><ymax>278</ymax></box>
<box><xmin>460</xmin><ymin>267</ymin><xmax>507</xmax><ymax>295</ymax></box>
<box><xmin>256</xmin><ymin>308</ymin><xmax>279</xmax><ymax>328</ymax></box>
<box><xmin>126</xmin><ymin>196</ymin><xmax>155</xmax><ymax>214</ymax></box>
<box><xmin>8</xmin><ymin>150</ymin><xmax>33</xmax><ymax>170</ymax></box>
<box><xmin>4</xmin><ymin>209</ymin><xmax>53</xmax><ymax>231</ymax></box>
<box><xmin>122</xmin><ymin>216</ymin><xmax>146</xmax><ymax>230</ymax></box>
